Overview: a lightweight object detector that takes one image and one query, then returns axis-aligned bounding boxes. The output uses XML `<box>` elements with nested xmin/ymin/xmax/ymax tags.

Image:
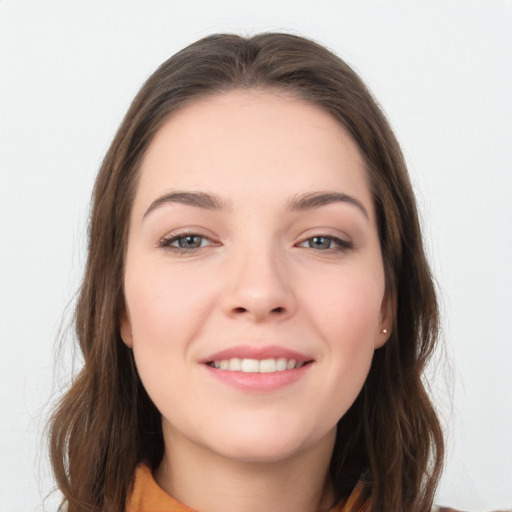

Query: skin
<box><xmin>120</xmin><ymin>89</ymin><xmax>392</xmax><ymax>512</ymax></box>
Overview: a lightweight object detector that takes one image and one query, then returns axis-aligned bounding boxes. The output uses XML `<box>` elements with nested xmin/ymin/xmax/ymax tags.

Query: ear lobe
<box><xmin>375</xmin><ymin>292</ymin><xmax>395</xmax><ymax>349</ymax></box>
<box><xmin>119</xmin><ymin>307</ymin><xmax>134</xmax><ymax>348</ymax></box>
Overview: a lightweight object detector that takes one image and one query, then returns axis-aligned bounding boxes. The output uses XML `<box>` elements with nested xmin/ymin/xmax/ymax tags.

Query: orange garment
<box><xmin>126</xmin><ymin>464</ymin><xmax>370</xmax><ymax>512</ymax></box>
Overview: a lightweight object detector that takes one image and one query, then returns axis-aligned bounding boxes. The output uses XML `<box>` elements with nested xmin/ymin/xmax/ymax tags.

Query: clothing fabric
<box><xmin>126</xmin><ymin>463</ymin><xmax>370</xmax><ymax>512</ymax></box>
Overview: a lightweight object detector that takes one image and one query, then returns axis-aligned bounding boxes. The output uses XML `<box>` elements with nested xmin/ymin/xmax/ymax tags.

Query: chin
<box><xmin>202</xmin><ymin>420</ymin><xmax>335</xmax><ymax>464</ymax></box>
<box><xmin>218</xmin><ymin>440</ymin><xmax>299</xmax><ymax>463</ymax></box>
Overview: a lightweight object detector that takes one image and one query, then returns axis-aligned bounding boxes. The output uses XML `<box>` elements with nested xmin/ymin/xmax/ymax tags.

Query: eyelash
<box><xmin>158</xmin><ymin>233</ymin><xmax>214</xmax><ymax>253</ymax></box>
<box><xmin>297</xmin><ymin>235</ymin><xmax>353</xmax><ymax>252</ymax></box>
<box><xmin>158</xmin><ymin>233</ymin><xmax>353</xmax><ymax>254</ymax></box>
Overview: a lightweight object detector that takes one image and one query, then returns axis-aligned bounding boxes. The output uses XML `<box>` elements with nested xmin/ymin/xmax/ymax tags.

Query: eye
<box><xmin>298</xmin><ymin>235</ymin><xmax>353</xmax><ymax>252</ymax></box>
<box><xmin>159</xmin><ymin>233</ymin><xmax>215</xmax><ymax>252</ymax></box>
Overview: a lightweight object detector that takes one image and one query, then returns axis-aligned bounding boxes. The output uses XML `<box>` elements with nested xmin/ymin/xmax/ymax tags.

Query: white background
<box><xmin>0</xmin><ymin>1</ymin><xmax>511</xmax><ymax>511</ymax></box>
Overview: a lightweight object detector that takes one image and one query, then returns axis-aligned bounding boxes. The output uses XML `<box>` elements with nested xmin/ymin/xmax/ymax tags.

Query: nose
<box><xmin>221</xmin><ymin>246</ymin><xmax>296</xmax><ymax>323</ymax></box>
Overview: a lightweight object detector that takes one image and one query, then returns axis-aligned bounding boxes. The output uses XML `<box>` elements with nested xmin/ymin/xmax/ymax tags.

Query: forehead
<box><xmin>135</xmin><ymin>89</ymin><xmax>374</xmax><ymax>217</ymax></box>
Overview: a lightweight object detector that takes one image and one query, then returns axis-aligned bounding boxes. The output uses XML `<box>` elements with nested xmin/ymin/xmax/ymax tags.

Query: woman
<box><xmin>49</xmin><ymin>33</ymin><xmax>444</xmax><ymax>512</ymax></box>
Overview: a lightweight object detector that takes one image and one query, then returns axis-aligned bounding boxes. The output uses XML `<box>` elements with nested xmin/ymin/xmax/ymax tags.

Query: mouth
<box><xmin>207</xmin><ymin>357</ymin><xmax>312</xmax><ymax>373</ymax></box>
<box><xmin>201</xmin><ymin>346</ymin><xmax>314</xmax><ymax>391</ymax></box>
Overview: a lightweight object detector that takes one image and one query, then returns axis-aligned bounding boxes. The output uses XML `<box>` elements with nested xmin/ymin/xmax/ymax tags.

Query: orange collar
<box><xmin>126</xmin><ymin>464</ymin><xmax>369</xmax><ymax>512</ymax></box>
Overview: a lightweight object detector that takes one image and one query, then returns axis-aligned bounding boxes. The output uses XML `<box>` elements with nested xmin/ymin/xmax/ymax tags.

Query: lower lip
<box><xmin>203</xmin><ymin>363</ymin><xmax>312</xmax><ymax>392</ymax></box>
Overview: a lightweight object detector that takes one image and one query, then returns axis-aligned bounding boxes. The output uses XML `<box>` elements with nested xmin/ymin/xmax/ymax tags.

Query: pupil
<box><xmin>179</xmin><ymin>236</ymin><xmax>201</xmax><ymax>248</ymax></box>
<box><xmin>311</xmin><ymin>237</ymin><xmax>330</xmax><ymax>249</ymax></box>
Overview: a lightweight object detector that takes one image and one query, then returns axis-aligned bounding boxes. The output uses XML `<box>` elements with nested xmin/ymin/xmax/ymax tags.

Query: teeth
<box><xmin>229</xmin><ymin>358</ymin><xmax>241</xmax><ymax>371</ymax></box>
<box><xmin>286</xmin><ymin>359</ymin><xmax>296</xmax><ymax>370</ymax></box>
<box><xmin>241</xmin><ymin>359</ymin><xmax>259</xmax><ymax>373</ymax></box>
<box><xmin>259</xmin><ymin>358</ymin><xmax>276</xmax><ymax>373</ymax></box>
<box><xmin>276</xmin><ymin>357</ymin><xmax>287</xmax><ymax>371</ymax></box>
<box><xmin>210</xmin><ymin>357</ymin><xmax>306</xmax><ymax>373</ymax></box>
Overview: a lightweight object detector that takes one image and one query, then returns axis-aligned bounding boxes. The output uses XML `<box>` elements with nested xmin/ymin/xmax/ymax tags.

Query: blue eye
<box><xmin>159</xmin><ymin>234</ymin><xmax>212</xmax><ymax>252</ymax></box>
<box><xmin>175</xmin><ymin>235</ymin><xmax>205</xmax><ymax>249</ymax></box>
<box><xmin>299</xmin><ymin>235</ymin><xmax>353</xmax><ymax>251</ymax></box>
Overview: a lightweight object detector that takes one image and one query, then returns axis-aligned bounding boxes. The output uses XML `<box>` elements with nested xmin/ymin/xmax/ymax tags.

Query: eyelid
<box><xmin>295</xmin><ymin>232</ymin><xmax>354</xmax><ymax>252</ymax></box>
<box><xmin>156</xmin><ymin>228</ymin><xmax>354</xmax><ymax>254</ymax></box>
<box><xmin>157</xmin><ymin>229</ymin><xmax>220</xmax><ymax>253</ymax></box>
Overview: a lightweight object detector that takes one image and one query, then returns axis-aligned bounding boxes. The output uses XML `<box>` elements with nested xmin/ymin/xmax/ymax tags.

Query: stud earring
<box><xmin>382</xmin><ymin>329</ymin><xmax>388</xmax><ymax>334</ymax></box>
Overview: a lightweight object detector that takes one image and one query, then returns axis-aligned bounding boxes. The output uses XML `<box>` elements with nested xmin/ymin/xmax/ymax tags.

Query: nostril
<box><xmin>233</xmin><ymin>307</ymin><xmax>247</xmax><ymax>314</ymax></box>
<box><xmin>271</xmin><ymin>307</ymin><xmax>284</xmax><ymax>314</ymax></box>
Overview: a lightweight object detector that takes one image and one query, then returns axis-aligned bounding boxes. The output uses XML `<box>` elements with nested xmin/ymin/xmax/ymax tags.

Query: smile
<box><xmin>202</xmin><ymin>345</ymin><xmax>314</xmax><ymax>390</ymax></box>
<box><xmin>209</xmin><ymin>358</ymin><xmax>305</xmax><ymax>373</ymax></box>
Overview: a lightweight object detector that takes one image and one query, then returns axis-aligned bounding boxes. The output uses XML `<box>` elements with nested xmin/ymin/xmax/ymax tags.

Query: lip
<box><xmin>199</xmin><ymin>344</ymin><xmax>314</xmax><ymax>392</ymax></box>
<box><xmin>200</xmin><ymin>344</ymin><xmax>313</xmax><ymax>364</ymax></box>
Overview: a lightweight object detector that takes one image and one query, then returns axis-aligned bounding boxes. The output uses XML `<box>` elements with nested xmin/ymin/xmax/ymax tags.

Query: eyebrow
<box><xmin>143</xmin><ymin>190</ymin><xmax>369</xmax><ymax>220</ymax></box>
<box><xmin>143</xmin><ymin>191</ymin><xmax>231</xmax><ymax>219</ymax></box>
<box><xmin>287</xmin><ymin>191</ymin><xmax>369</xmax><ymax>219</ymax></box>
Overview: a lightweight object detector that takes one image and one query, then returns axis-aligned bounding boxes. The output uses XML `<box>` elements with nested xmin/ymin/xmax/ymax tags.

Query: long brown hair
<box><xmin>49</xmin><ymin>33</ymin><xmax>444</xmax><ymax>512</ymax></box>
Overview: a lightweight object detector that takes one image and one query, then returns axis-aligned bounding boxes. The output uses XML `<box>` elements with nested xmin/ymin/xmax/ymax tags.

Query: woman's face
<box><xmin>121</xmin><ymin>89</ymin><xmax>391</xmax><ymax>464</ymax></box>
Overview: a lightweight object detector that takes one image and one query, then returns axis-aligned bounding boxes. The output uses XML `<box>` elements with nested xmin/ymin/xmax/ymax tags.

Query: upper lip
<box><xmin>200</xmin><ymin>344</ymin><xmax>314</xmax><ymax>364</ymax></box>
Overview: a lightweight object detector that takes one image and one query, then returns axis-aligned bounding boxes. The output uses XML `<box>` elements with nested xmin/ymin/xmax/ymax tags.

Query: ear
<box><xmin>375</xmin><ymin>291</ymin><xmax>395</xmax><ymax>349</ymax></box>
<box><xmin>119</xmin><ymin>307</ymin><xmax>134</xmax><ymax>348</ymax></box>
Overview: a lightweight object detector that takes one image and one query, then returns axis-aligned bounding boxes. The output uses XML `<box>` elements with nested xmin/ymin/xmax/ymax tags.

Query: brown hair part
<box><xmin>49</xmin><ymin>33</ymin><xmax>443</xmax><ymax>512</ymax></box>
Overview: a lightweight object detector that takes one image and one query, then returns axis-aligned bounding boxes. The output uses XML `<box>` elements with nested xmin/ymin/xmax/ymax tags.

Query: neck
<box><xmin>155</xmin><ymin>427</ymin><xmax>336</xmax><ymax>512</ymax></box>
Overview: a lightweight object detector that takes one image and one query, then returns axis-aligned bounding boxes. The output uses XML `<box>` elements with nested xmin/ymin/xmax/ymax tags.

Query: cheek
<box><xmin>123</xmin><ymin>265</ymin><xmax>207</xmax><ymax>413</ymax></box>
<box><xmin>124</xmin><ymin>261</ymin><xmax>215</xmax><ymax>350</ymax></box>
<box><xmin>306</xmin><ymin>268</ymin><xmax>384</xmax><ymax>340</ymax></box>
<box><xmin>303</xmin><ymin>268</ymin><xmax>384</xmax><ymax>389</ymax></box>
